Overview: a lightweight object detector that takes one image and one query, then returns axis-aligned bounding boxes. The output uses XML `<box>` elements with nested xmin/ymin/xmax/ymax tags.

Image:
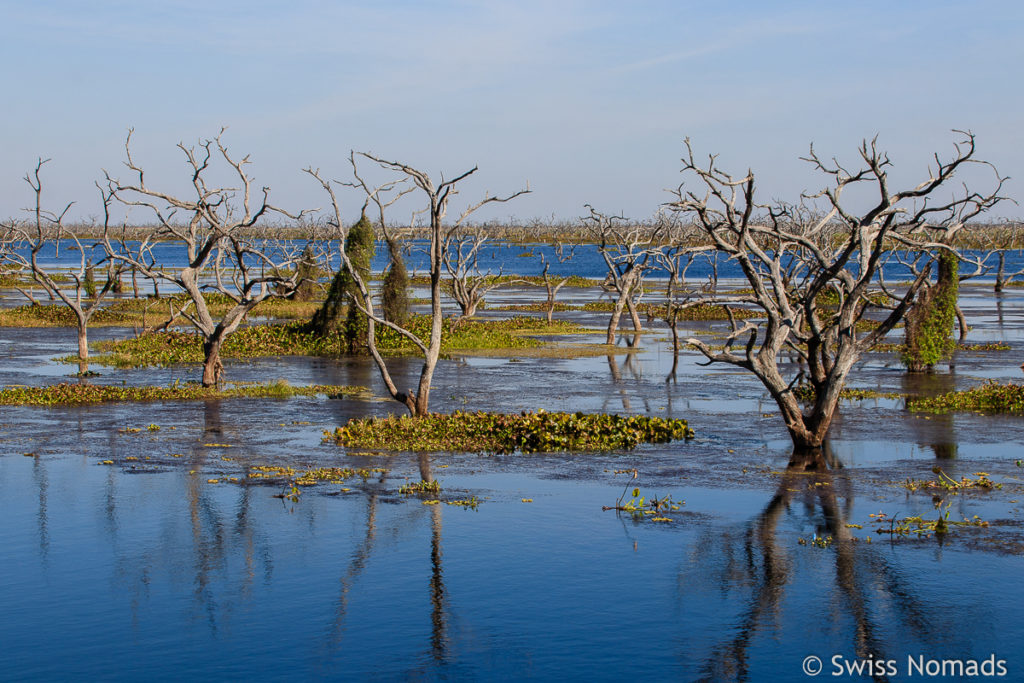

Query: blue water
<box><xmin>2</xmin><ymin>257</ymin><xmax>1024</xmax><ymax>680</ymax></box>
<box><xmin>15</xmin><ymin>239</ymin><xmax>1024</xmax><ymax>283</ymax></box>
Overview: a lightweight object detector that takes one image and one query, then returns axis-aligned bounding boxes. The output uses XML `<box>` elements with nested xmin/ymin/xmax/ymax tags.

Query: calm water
<box><xmin>2</xmin><ymin>287</ymin><xmax>1024</xmax><ymax>680</ymax></box>
<box><xmin>16</xmin><ymin>239</ymin><xmax>1024</xmax><ymax>283</ymax></box>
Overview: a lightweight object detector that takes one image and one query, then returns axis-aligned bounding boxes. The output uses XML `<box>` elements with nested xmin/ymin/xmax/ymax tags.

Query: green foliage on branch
<box><xmin>903</xmin><ymin>251</ymin><xmax>958</xmax><ymax>371</ymax></box>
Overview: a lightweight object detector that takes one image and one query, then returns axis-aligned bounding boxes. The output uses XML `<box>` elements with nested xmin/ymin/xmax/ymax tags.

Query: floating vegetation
<box><xmin>642</xmin><ymin>302</ymin><xmax>760</xmax><ymax>320</ymax></box>
<box><xmin>494</xmin><ymin>302</ymin><xmax>576</xmax><ymax>313</ymax></box>
<box><xmin>870</xmin><ymin>341</ymin><xmax>1010</xmax><ymax>353</ymax></box>
<box><xmin>0</xmin><ymin>304</ymin><xmax>137</xmax><ymax>327</ymax></box>
<box><xmin>792</xmin><ymin>384</ymin><xmax>904</xmax><ymax>402</ymax></box>
<box><xmin>399</xmin><ymin>480</ymin><xmax>441</xmax><ymax>495</ymax></box>
<box><xmin>907</xmin><ymin>381</ymin><xmax>1024</xmax><ymax>414</ymax></box>
<box><xmin>247</xmin><ymin>465</ymin><xmax>386</xmax><ymax>498</ymax></box>
<box><xmin>410</xmin><ymin>273</ymin><xmax>598</xmax><ymax>289</ymax></box>
<box><xmin>869</xmin><ymin>506</ymin><xmax>989</xmax><ymax>539</ymax></box>
<box><xmin>0</xmin><ymin>294</ymin><xmax>322</xmax><ymax>329</ymax></box>
<box><xmin>326</xmin><ymin>410</ymin><xmax>694</xmax><ymax>454</ymax></box>
<box><xmin>88</xmin><ymin>315</ymin><xmax>583</xmax><ymax>367</ymax></box>
<box><xmin>602</xmin><ymin>486</ymin><xmax>683</xmax><ymax>516</ymax></box>
<box><xmin>0</xmin><ymin>380</ymin><xmax>363</xmax><ymax>406</ymax></box>
<box><xmin>798</xmin><ymin>535</ymin><xmax>834</xmax><ymax>548</ymax></box>
<box><xmin>901</xmin><ymin>468</ymin><xmax>1001</xmax><ymax>493</ymax></box>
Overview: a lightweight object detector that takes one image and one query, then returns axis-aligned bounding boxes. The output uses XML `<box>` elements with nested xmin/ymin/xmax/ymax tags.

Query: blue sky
<box><xmin>2</xmin><ymin>1</ymin><xmax>1021</xmax><ymax>223</ymax></box>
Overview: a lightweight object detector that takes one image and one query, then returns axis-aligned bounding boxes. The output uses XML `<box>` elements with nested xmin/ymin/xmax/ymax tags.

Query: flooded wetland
<box><xmin>2</xmin><ymin>274</ymin><xmax>1024</xmax><ymax>681</ymax></box>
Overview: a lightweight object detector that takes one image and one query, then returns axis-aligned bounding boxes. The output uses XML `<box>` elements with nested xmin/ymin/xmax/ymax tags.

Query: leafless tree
<box><xmin>1</xmin><ymin>159</ymin><xmax>126</xmax><ymax>371</ymax></box>
<box><xmin>977</xmin><ymin>221</ymin><xmax>1024</xmax><ymax>292</ymax></box>
<box><xmin>584</xmin><ymin>206</ymin><xmax>667</xmax><ymax>345</ymax></box>
<box><xmin>102</xmin><ymin>130</ymin><xmax>314</xmax><ymax>387</ymax></box>
<box><xmin>537</xmin><ymin>242</ymin><xmax>576</xmax><ymax>324</ymax></box>
<box><xmin>307</xmin><ymin>154</ymin><xmax>528</xmax><ymax>416</ymax></box>
<box><xmin>442</xmin><ymin>224</ymin><xmax>516</xmax><ymax>322</ymax></box>
<box><xmin>666</xmin><ymin>132</ymin><xmax>1004</xmax><ymax>455</ymax></box>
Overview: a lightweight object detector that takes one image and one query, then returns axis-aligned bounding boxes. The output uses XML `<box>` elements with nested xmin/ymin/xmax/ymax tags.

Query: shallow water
<box><xmin>2</xmin><ymin>285</ymin><xmax>1024</xmax><ymax>680</ymax></box>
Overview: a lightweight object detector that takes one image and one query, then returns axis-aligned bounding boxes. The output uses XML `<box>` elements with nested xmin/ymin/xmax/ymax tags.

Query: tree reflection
<box><xmin>686</xmin><ymin>447</ymin><xmax>951</xmax><ymax>683</ymax></box>
<box><xmin>902</xmin><ymin>372</ymin><xmax>958</xmax><ymax>459</ymax></box>
<box><xmin>606</xmin><ymin>336</ymin><xmax>650</xmax><ymax>413</ymax></box>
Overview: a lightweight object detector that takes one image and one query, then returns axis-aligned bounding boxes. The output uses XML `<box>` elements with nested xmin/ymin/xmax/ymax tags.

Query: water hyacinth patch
<box><xmin>908</xmin><ymin>381</ymin><xmax>1024</xmax><ymax>414</ymax></box>
<box><xmin>326</xmin><ymin>410</ymin><xmax>694</xmax><ymax>454</ymax></box>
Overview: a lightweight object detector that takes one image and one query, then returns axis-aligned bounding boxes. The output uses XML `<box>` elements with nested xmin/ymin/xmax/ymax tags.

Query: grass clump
<box><xmin>0</xmin><ymin>380</ymin><xmax>363</xmax><ymax>406</ymax></box>
<box><xmin>907</xmin><ymin>381</ymin><xmax>1024</xmax><ymax>414</ymax></box>
<box><xmin>326</xmin><ymin>409</ymin><xmax>694</xmax><ymax>454</ymax></box>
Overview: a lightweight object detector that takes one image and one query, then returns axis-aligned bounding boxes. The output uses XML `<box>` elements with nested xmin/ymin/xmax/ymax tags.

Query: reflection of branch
<box><xmin>325</xmin><ymin>491</ymin><xmax>379</xmax><ymax>653</ymax></box>
<box><xmin>690</xmin><ymin>451</ymin><xmax>905</xmax><ymax>682</ymax></box>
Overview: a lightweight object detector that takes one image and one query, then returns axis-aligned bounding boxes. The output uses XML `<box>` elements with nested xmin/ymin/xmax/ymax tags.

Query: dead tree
<box><xmin>308</xmin><ymin>154</ymin><xmax>528</xmax><ymax>416</ymax></box>
<box><xmin>667</xmin><ymin>132</ymin><xmax>1004</xmax><ymax>455</ymax></box>
<box><xmin>0</xmin><ymin>159</ymin><xmax>126</xmax><ymax>371</ymax></box>
<box><xmin>584</xmin><ymin>206</ymin><xmax>666</xmax><ymax>345</ymax></box>
<box><xmin>443</xmin><ymin>225</ymin><xmax>520</xmax><ymax>322</ymax></box>
<box><xmin>537</xmin><ymin>242</ymin><xmax>576</xmax><ymax>324</ymax></box>
<box><xmin>980</xmin><ymin>221</ymin><xmax>1024</xmax><ymax>292</ymax></box>
<box><xmin>102</xmin><ymin>130</ymin><xmax>313</xmax><ymax>387</ymax></box>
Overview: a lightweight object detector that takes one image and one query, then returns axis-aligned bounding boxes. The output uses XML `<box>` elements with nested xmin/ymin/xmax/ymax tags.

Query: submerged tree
<box><xmin>443</xmin><ymin>224</ymin><xmax>514</xmax><ymax>322</ymax></box>
<box><xmin>584</xmin><ymin>206</ymin><xmax>666</xmax><ymax>345</ymax></box>
<box><xmin>0</xmin><ymin>159</ymin><xmax>126</xmax><ymax>371</ymax></box>
<box><xmin>667</xmin><ymin>132</ymin><xmax>1004</xmax><ymax>455</ymax></box>
<box><xmin>307</xmin><ymin>154</ymin><xmax>528</xmax><ymax>416</ymax></box>
<box><xmin>537</xmin><ymin>242</ymin><xmax>576</xmax><ymax>324</ymax></box>
<box><xmin>102</xmin><ymin>130</ymin><xmax>314</xmax><ymax>387</ymax></box>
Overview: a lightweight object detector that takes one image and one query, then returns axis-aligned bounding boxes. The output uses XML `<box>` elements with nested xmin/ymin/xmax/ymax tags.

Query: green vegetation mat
<box><xmin>907</xmin><ymin>381</ymin><xmax>1024</xmax><ymax>414</ymax></box>
<box><xmin>0</xmin><ymin>295</ymin><xmax>322</xmax><ymax>328</ymax></box>
<box><xmin>325</xmin><ymin>410</ymin><xmax>694</xmax><ymax>453</ymax></box>
<box><xmin>88</xmin><ymin>315</ymin><xmax>585</xmax><ymax>367</ymax></box>
<box><xmin>0</xmin><ymin>380</ymin><xmax>363</xmax><ymax>406</ymax></box>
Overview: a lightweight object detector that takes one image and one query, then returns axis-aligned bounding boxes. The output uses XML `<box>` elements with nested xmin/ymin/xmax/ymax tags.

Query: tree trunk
<box><xmin>606</xmin><ymin>288</ymin><xmax>630</xmax><ymax>344</ymax></box>
<box><xmin>202</xmin><ymin>337</ymin><xmax>224</xmax><ymax>388</ymax></box>
<box><xmin>77</xmin><ymin>323</ymin><xmax>89</xmax><ymax>360</ymax></box>
<box><xmin>626</xmin><ymin>293</ymin><xmax>642</xmax><ymax>332</ymax></box>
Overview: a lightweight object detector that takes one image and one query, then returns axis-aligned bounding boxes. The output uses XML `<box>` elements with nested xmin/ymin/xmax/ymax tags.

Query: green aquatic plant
<box><xmin>87</xmin><ymin>315</ymin><xmax>582</xmax><ymax>368</ymax></box>
<box><xmin>870</xmin><ymin>341</ymin><xmax>1010</xmax><ymax>353</ymax></box>
<box><xmin>602</xmin><ymin>485</ymin><xmax>683</xmax><ymax>518</ymax></box>
<box><xmin>907</xmin><ymin>381</ymin><xmax>1024</xmax><ymax>414</ymax></box>
<box><xmin>399</xmin><ymin>480</ymin><xmax>442</xmax><ymax>495</ymax></box>
<box><xmin>901</xmin><ymin>468</ymin><xmax>1001</xmax><ymax>493</ymax></box>
<box><xmin>326</xmin><ymin>410</ymin><xmax>694</xmax><ymax>454</ymax></box>
<box><xmin>868</xmin><ymin>505</ymin><xmax>989</xmax><ymax>539</ymax></box>
<box><xmin>792</xmin><ymin>384</ymin><xmax>904</xmax><ymax>402</ymax></box>
<box><xmin>0</xmin><ymin>380</ymin><xmax>363</xmax><ymax>406</ymax></box>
